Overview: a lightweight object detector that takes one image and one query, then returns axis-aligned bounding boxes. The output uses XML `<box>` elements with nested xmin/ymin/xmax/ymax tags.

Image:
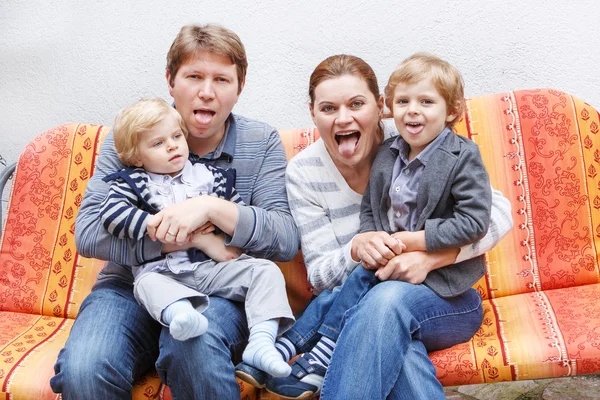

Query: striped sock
<box><xmin>275</xmin><ymin>336</ymin><xmax>296</xmax><ymax>362</ymax></box>
<box><xmin>308</xmin><ymin>336</ymin><xmax>336</xmax><ymax>368</ymax></box>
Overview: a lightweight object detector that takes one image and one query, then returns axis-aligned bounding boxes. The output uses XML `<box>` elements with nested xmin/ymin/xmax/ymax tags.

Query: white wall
<box><xmin>1</xmin><ymin>0</ymin><xmax>599</xmax><ymax>168</ymax></box>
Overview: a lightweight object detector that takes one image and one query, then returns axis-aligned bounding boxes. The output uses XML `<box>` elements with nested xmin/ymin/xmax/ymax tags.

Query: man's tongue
<box><xmin>194</xmin><ymin>110</ymin><xmax>214</xmax><ymax>125</ymax></box>
<box><xmin>338</xmin><ymin>133</ymin><xmax>359</xmax><ymax>157</ymax></box>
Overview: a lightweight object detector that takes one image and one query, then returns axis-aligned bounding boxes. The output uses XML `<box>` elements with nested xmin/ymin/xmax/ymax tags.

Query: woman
<box><xmin>239</xmin><ymin>54</ymin><xmax>512</xmax><ymax>399</ymax></box>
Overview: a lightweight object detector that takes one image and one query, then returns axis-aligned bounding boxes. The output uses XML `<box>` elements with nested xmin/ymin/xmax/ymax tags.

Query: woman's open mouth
<box><xmin>335</xmin><ymin>131</ymin><xmax>361</xmax><ymax>157</ymax></box>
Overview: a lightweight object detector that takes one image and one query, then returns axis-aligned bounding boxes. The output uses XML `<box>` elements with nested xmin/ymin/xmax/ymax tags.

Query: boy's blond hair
<box><xmin>384</xmin><ymin>52</ymin><xmax>465</xmax><ymax>127</ymax></box>
<box><xmin>167</xmin><ymin>24</ymin><xmax>248</xmax><ymax>94</ymax></box>
<box><xmin>113</xmin><ymin>98</ymin><xmax>188</xmax><ymax>166</ymax></box>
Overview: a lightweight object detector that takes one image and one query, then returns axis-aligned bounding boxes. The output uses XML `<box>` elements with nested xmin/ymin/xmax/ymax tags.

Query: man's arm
<box><xmin>75</xmin><ymin>133</ymin><xmax>163</xmax><ymax>265</ymax></box>
<box><xmin>226</xmin><ymin>130</ymin><xmax>300</xmax><ymax>261</ymax></box>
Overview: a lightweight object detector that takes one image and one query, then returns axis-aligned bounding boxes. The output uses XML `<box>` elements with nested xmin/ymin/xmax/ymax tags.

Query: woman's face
<box><xmin>310</xmin><ymin>75</ymin><xmax>384</xmax><ymax>171</ymax></box>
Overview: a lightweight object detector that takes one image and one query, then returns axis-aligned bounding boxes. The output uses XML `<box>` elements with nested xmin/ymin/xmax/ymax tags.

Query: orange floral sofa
<box><xmin>0</xmin><ymin>88</ymin><xmax>599</xmax><ymax>399</ymax></box>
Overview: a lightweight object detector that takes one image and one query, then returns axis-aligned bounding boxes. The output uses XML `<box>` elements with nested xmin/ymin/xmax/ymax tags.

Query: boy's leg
<box><xmin>293</xmin><ymin>266</ymin><xmax>378</xmax><ymax>368</ymax></box>
<box><xmin>317</xmin><ymin>265</ymin><xmax>379</xmax><ymax>341</ymax></box>
<box><xmin>134</xmin><ymin>271</ymin><xmax>209</xmax><ymax>340</ymax></box>
<box><xmin>196</xmin><ymin>256</ymin><xmax>295</xmax><ymax>377</ymax></box>
<box><xmin>196</xmin><ymin>255</ymin><xmax>294</xmax><ymax>333</ymax></box>
<box><xmin>281</xmin><ymin>265</ymin><xmax>376</xmax><ymax>354</ymax></box>
<box><xmin>265</xmin><ymin>266</ymin><xmax>379</xmax><ymax>398</ymax></box>
<box><xmin>320</xmin><ymin>281</ymin><xmax>483</xmax><ymax>399</ymax></box>
<box><xmin>50</xmin><ymin>279</ymin><xmax>162</xmax><ymax>399</ymax></box>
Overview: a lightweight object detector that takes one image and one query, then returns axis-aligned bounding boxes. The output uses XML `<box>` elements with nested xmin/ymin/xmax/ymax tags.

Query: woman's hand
<box><xmin>147</xmin><ymin>196</ymin><xmax>214</xmax><ymax>245</ymax></box>
<box><xmin>351</xmin><ymin>231</ymin><xmax>406</xmax><ymax>270</ymax></box>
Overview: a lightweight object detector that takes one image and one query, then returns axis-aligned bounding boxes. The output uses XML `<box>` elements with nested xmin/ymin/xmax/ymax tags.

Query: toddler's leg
<box><xmin>162</xmin><ymin>299</ymin><xmax>208</xmax><ymax>341</ymax></box>
<box><xmin>275</xmin><ymin>336</ymin><xmax>297</xmax><ymax>362</ymax></box>
<box><xmin>242</xmin><ymin>319</ymin><xmax>292</xmax><ymax>378</ymax></box>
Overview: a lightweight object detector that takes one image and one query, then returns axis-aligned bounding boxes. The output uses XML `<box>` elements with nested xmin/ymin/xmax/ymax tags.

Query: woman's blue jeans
<box><xmin>50</xmin><ymin>278</ymin><xmax>249</xmax><ymax>399</ymax></box>
<box><xmin>284</xmin><ymin>267</ymin><xmax>483</xmax><ymax>399</ymax></box>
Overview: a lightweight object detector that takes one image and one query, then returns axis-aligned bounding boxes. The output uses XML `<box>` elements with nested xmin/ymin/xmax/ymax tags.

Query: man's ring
<box><xmin>167</xmin><ymin>231</ymin><xmax>176</xmax><ymax>236</ymax></box>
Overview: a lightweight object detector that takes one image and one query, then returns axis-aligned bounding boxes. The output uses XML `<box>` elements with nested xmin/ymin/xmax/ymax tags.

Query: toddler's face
<box><xmin>134</xmin><ymin>113</ymin><xmax>189</xmax><ymax>176</ymax></box>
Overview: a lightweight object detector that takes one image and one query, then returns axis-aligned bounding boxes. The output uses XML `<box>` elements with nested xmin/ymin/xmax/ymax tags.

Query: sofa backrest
<box><xmin>0</xmin><ymin>124</ymin><xmax>110</xmax><ymax>317</ymax></box>
<box><xmin>0</xmin><ymin>89</ymin><xmax>598</xmax><ymax>319</ymax></box>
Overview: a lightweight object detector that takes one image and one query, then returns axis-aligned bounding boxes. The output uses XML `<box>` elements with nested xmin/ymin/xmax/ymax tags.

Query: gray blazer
<box><xmin>360</xmin><ymin>133</ymin><xmax>492</xmax><ymax>298</ymax></box>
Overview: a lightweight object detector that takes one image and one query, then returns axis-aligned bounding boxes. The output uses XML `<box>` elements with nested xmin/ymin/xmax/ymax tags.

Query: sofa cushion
<box><xmin>432</xmin><ymin>283</ymin><xmax>600</xmax><ymax>385</ymax></box>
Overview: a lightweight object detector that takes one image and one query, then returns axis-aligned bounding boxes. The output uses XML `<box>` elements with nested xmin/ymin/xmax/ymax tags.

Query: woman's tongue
<box><xmin>337</xmin><ymin>133</ymin><xmax>359</xmax><ymax>157</ymax></box>
<box><xmin>194</xmin><ymin>110</ymin><xmax>214</xmax><ymax>125</ymax></box>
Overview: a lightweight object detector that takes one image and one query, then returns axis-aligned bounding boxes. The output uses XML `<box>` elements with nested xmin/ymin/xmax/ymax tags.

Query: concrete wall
<box><xmin>1</xmin><ymin>0</ymin><xmax>599</xmax><ymax>167</ymax></box>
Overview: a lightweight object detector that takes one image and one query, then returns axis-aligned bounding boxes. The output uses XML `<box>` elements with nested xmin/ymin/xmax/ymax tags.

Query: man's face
<box><xmin>167</xmin><ymin>51</ymin><xmax>243</xmax><ymax>155</ymax></box>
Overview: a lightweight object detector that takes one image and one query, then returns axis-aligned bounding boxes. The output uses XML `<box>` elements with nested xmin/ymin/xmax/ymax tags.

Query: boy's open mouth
<box><xmin>405</xmin><ymin>122</ymin><xmax>423</xmax><ymax>135</ymax></box>
<box><xmin>335</xmin><ymin>131</ymin><xmax>360</xmax><ymax>157</ymax></box>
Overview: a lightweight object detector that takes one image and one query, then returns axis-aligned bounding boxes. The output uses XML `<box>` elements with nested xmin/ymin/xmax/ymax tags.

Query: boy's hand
<box><xmin>352</xmin><ymin>231</ymin><xmax>406</xmax><ymax>270</ymax></box>
<box><xmin>191</xmin><ymin>232</ymin><xmax>242</xmax><ymax>262</ymax></box>
<box><xmin>197</xmin><ymin>222</ymin><xmax>216</xmax><ymax>235</ymax></box>
<box><xmin>390</xmin><ymin>230</ymin><xmax>426</xmax><ymax>252</ymax></box>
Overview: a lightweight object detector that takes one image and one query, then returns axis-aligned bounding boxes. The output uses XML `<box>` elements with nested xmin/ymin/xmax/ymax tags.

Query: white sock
<box><xmin>162</xmin><ymin>299</ymin><xmax>208</xmax><ymax>341</ymax></box>
<box><xmin>243</xmin><ymin>319</ymin><xmax>291</xmax><ymax>378</ymax></box>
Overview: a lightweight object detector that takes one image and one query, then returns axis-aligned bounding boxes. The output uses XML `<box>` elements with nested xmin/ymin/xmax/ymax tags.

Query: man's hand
<box><xmin>375</xmin><ymin>251</ymin><xmax>432</xmax><ymax>283</ymax></box>
<box><xmin>147</xmin><ymin>196</ymin><xmax>213</xmax><ymax>245</ymax></box>
<box><xmin>191</xmin><ymin>232</ymin><xmax>242</xmax><ymax>262</ymax></box>
<box><xmin>351</xmin><ymin>231</ymin><xmax>406</xmax><ymax>270</ymax></box>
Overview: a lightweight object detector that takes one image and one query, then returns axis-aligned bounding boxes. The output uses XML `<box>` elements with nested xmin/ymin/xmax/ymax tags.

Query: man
<box><xmin>50</xmin><ymin>24</ymin><xmax>299</xmax><ymax>399</ymax></box>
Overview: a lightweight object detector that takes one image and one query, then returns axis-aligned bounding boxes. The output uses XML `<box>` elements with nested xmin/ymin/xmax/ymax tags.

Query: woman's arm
<box><xmin>285</xmin><ymin>158</ymin><xmax>361</xmax><ymax>293</ymax></box>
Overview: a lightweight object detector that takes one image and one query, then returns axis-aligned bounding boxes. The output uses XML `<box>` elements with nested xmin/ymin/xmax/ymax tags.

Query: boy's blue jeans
<box><xmin>284</xmin><ymin>265</ymin><xmax>380</xmax><ymax>351</ymax></box>
<box><xmin>284</xmin><ymin>265</ymin><xmax>484</xmax><ymax>399</ymax></box>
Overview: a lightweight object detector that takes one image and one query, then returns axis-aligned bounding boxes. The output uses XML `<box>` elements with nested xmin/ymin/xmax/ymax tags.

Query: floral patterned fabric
<box><xmin>0</xmin><ymin>89</ymin><xmax>598</xmax><ymax>399</ymax></box>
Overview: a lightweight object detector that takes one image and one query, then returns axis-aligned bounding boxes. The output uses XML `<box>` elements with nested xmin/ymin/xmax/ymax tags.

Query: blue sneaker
<box><xmin>235</xmin><ymin>361</ymin><xmax>267</xmax><ymax>389</ymax></box>
<box><xmin>265</xmin><ymin>353</ymin><xmax>327</xmax><ymax>399</ymax></box>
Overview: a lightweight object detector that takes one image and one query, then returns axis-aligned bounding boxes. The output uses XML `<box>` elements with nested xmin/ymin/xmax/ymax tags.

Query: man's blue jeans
<box><xmin>284</xmin><ymin>267</ymin><xmax>483</xmax><ymax>399</ymax></box>
<box><xmin>50</xmin><ymin>278</ymin><xmax>248</xmax><ymax>399</ymax></box>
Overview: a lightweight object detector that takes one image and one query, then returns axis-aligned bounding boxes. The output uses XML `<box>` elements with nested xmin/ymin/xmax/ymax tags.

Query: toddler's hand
<box><xmin>191</xmin><ymin>232</ymin><xmax>242</xmax><ymax>262</ymax></box>
<box><xmin>197</xmin><ymin>222</ymin><xmax>216</xmax><ymax>235</ymax></box>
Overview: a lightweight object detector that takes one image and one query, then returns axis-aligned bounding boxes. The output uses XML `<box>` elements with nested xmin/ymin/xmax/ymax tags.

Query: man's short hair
<box><xmin>167</xmin><ymin>24</ymin><xmax>248</xmax><ymax>94</ymax></box>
